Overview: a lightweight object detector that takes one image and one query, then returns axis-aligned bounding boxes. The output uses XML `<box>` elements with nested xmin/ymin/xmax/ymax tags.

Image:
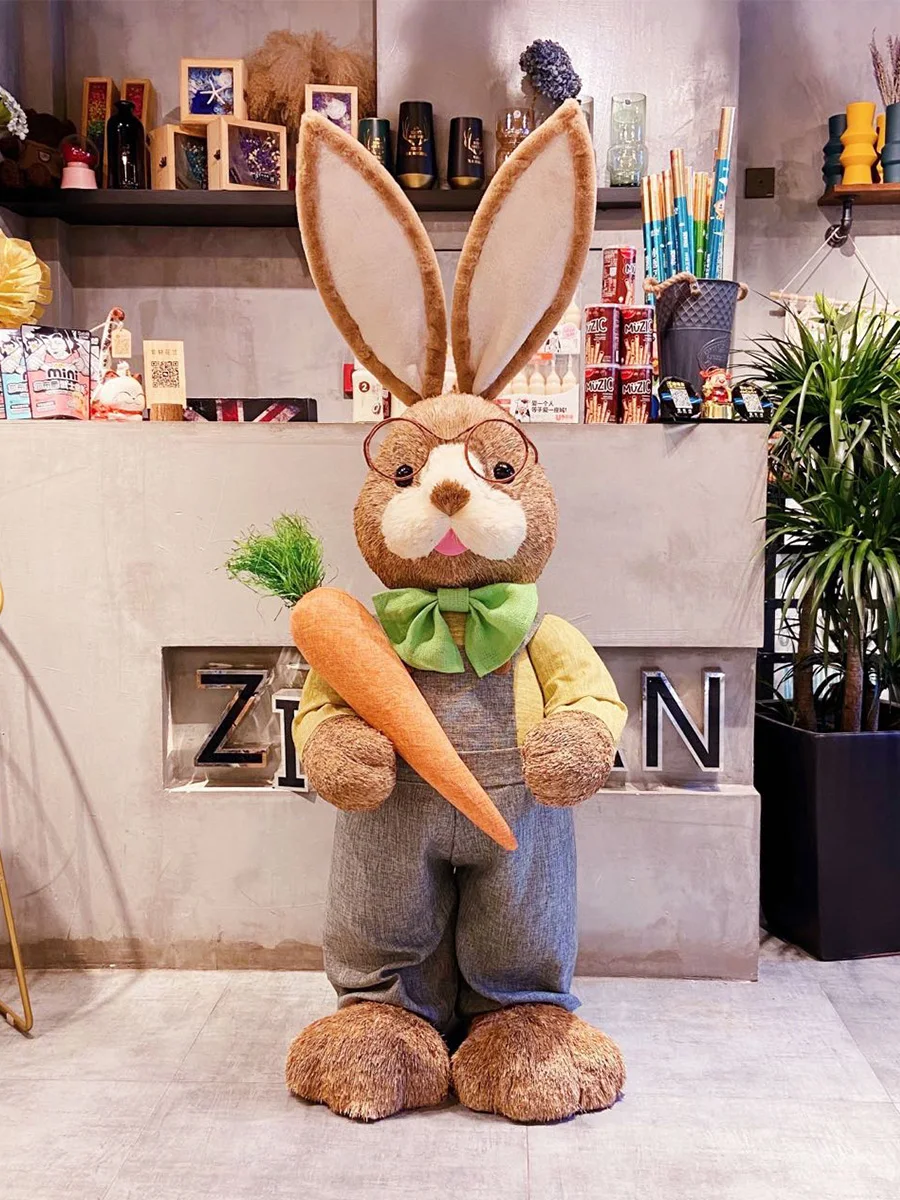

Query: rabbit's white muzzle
<box><xmin>380</xmin><ymin>443</ymin><xmax>527</xmax><ymax>562</ymax></box>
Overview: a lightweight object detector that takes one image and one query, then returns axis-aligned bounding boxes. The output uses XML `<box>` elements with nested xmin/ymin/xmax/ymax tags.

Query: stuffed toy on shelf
<box><xmin>282</xmin><ymin>100</ymin><xmax>628</xmax><ymax>1123</ymax></box>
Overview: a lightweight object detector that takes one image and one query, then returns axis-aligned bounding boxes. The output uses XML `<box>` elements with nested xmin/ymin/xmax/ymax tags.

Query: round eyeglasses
<box><xmin>363</xmin><ymin>417</ymin><xmax>538</xmax><ymax>488</ymax></box>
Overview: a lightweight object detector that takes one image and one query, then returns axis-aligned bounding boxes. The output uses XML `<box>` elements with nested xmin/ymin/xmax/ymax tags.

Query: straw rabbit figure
<box><xmin>286</xmin><ymin>101</ymin><xmax>627</xmax><ymax>1123</ymax></box>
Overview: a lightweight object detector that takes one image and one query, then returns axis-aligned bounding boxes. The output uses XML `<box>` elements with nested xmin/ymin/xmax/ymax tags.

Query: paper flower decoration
<box><xmin>0</xmin><ymin>231</ymin><xmax>53</xmax><ymax>327</ymax></box>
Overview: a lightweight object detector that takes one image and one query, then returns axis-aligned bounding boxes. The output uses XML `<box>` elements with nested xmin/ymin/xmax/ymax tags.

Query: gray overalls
<box><xmin>323</xmin><ymin>631</ymin><xmax>580</xmax><ymax>1033</ymax></box>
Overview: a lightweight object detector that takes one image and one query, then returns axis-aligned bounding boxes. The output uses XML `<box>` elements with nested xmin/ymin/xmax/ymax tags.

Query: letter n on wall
<box><xmin>642</xmin><ymin>670</ymin><xmax>724</xmax><ymax>772</ymax></box>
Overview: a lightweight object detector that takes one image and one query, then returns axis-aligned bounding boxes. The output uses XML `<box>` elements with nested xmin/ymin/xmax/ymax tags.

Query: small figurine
<box><xmin>699</xmin><ymin>363</ymin><xmax>734</xmax><ymax>420</ymax></box>
<box><xmin>91</xmin><ymin>360</ymin><xmax>145</xmax><ymax>421</ymax></box>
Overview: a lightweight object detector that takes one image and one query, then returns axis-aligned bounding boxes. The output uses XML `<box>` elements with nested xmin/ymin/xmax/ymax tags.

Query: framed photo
<box><xmin>149</xmin><ymin>124</ymin><xmax>208</xmax><ymax>190</ymax></box>
<box><xmin>180</xmin><ymin>57</ymin><xmax>246</xmax><ymax>125</ymax></box>
<box><xmin>304</xmin><ymin>84</ymin><xmax>358</xmax><ymax>136</ymax></box>
<box><xmin>207</xmin><ymin>117</ymin><xmax>287</xmax><ymax>191</ymax></box>
<box><xmin>121</xmin><ymin>78</ymin><xmax>155</xmax><ymax>128</ymax></box>
<box><xmin>81</xmin><ymin>77</ymin><xmax>118</xmax><ymax>187</ymax></box>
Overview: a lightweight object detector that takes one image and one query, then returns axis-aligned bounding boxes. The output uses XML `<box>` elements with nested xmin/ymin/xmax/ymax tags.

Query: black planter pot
<box><xmin>755</xmin><ymin>711</ymin><xmax>900</xmax><ymax>960</ymax></box>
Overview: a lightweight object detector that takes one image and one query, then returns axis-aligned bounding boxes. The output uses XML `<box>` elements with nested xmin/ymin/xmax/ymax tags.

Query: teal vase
<box><xmin>822</xmin><ymin>113</ymin><xmax>846</xmax><ymax>189</ymax></box>
<box><xmin>882</xmin><ymin>103</ymin><xmax>900</xmax><ymax>184</ymax></box>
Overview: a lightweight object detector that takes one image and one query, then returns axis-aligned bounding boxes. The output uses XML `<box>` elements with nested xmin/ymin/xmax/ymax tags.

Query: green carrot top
<box><xmin>225</xmin><ymin>513</ymin><xmax>326</xmax><ymax>607</ymax></box>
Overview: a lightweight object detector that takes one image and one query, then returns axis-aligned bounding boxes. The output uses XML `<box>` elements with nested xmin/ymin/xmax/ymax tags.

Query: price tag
<box><xmin>111</xmin><ymin>327</ymin><xmax>132</xmax><ymax>358</ymax></box>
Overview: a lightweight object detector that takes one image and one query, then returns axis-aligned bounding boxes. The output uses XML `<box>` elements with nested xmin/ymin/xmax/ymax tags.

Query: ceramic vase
<box><xmin>840</xmin><ymin>101</ymin><xmax>877</xmax><ymax>186</ymax></box>
<box><xmin>821</xmin><ymin>112</ymin><xmax>847</xmax><ymax>189</ymax></box>
<box><xmin>107</xmin><ymin>98</ymin><xmax>146</xmax><ymax>188</ymax></box>
<box><xmin>875</xmin><ymin>113</ymin><xmax>885</xmax><ymax>180</ymax></box>
<box><xmin>448</xmin><ymin>117</ymin><xmax>484</xmax><ymax>189</ymax></box>
<box><xmin>396</xmin><ymin>101</ymin><xmax>436</xmax><ymax>189</ymax></box>
<box><xmin>882</xmin><ymin>102</ymin><xmax>900</xmax><ymax>184</ymax></box>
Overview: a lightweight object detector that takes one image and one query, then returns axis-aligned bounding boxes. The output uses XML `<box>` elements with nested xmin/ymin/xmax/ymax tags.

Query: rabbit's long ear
<box><xmin>297</xmin><ymin>113</ymin><xmax>447</xmax><ymax>405</ymax></box>
<box><xmin>452</xmin><ymin>100</ymin><xmax>595</xmax><ymax>401</ymax></box>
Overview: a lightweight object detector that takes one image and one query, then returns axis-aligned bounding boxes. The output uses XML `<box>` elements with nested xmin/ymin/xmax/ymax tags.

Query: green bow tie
<box><xmin>372</xmin><ymin>583</ymin><xmax>539</xmax><ymax>678</ymax></box>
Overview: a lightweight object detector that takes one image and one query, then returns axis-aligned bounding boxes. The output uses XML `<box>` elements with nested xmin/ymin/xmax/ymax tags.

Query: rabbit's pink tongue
<box><xmin>434</xmin><ymin>529</ymin><xmax>467</xmax><ymax>556</ymax></box>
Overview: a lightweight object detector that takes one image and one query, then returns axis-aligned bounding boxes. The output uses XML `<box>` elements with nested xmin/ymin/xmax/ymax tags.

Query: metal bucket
<box><xmin>653</xmin><ymin>277</ymin><xmax>745</xmax><ymax>393</ymax></box>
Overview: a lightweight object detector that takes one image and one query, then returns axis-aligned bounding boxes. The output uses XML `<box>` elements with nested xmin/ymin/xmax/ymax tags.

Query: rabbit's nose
<box><xmin>431</xmin><ymin>480</ymin><xmax>470</xmax><ymax>515</ymax></box>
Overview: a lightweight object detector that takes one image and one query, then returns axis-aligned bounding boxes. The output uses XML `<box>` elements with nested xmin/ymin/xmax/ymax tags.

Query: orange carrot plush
<box><xmin>226</xmin><ymin>515</ymin><xmax>516</xmax><ymax>851</ymax></box>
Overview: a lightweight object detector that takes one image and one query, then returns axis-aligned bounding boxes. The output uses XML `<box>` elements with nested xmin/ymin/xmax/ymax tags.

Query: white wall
<box><xmin>735</xmin><ymin>0</ymin><xmax>900</xmax><ymax>346</ymax></box>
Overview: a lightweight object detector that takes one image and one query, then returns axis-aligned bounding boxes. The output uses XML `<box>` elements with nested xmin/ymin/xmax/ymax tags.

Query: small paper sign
<box><xmin>110</xmin><ymin>327</ymin><xmax>132</xmax><ymax>358</ymax></box>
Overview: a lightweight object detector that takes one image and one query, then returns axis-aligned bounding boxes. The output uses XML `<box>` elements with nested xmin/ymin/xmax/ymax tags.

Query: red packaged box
<box><xmin>619</xmin><ymin>366</ymin><xmax>653</xmax><ymax>423</ymax></box>
<box><xmin>601</xmin><ymin>246</ymin><xmax>637</xmax><ymax>305</ymax></box>
<box><xmin>584</xmin><ymin>365</ymin><xmax>619</xmax><ymax>423</ymax></box>
<box><xmin>620</xmin><ymin>306</ymin><xmax>654</xmax><ymax>367</ymax></box>
<box><xmin>583</xmin><ymin>305</ymin><xmax>619</xmax><ymax>366</ymax></box>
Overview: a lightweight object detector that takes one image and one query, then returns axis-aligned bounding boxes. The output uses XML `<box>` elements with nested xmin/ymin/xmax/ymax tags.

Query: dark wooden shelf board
<box><xmin>0</xmin><ymin>185</ymin><xmax>641</xmax><ymax>227</ymax></box>
<box><xmin>819</xmin><ymin>183</ymin><xmax>900</xmax><ymax>207</ymax></box>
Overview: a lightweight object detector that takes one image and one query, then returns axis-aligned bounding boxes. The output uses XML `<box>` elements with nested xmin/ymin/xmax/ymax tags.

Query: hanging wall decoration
<box><xmin>180</xmin><ymin>58</ymin><xmax>247</xmax><ymax>125</ymax></box>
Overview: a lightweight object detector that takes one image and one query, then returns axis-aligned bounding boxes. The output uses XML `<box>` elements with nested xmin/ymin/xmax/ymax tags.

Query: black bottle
<box><xmin>107</xmin><ymin>99</ymin><xmax>146</xmax><ymax>189</ymax></box>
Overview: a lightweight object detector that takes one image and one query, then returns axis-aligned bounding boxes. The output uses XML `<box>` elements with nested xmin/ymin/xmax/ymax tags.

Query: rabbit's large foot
<box><xmin>452</xmin><ymin>1003</ymin><xmax>624</xmax><ymax>1122</ymax></box>
<box><xmin>286</xmin><ymin>1002</ymin><xmax>450</xmax><ymax>1121</ymax></box>
<box><xmin>523</xmin><ymin>711</ymin><xmax>616</xmax><ymax>807</ymax></box>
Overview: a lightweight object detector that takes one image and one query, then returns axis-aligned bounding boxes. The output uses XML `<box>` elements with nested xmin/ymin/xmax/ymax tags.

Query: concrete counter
<box><xmin>0</xmin><ymin>421</ymin><xmax>766</xmax><ymax>977</ymax></box>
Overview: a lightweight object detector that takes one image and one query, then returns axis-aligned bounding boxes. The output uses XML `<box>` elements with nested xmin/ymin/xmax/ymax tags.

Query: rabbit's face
<box><xmin>354</xmin><ymin>394</ymin><xmax>557</xmax><ymax>590</ymax></box>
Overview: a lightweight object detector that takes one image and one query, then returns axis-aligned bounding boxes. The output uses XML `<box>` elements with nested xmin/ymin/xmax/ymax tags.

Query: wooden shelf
<box><xmin>819</xmin><ymin>182</ymin><xmax>900</xmax><ymax>207</ymax></box>
<box><xmin>0</xmin><ymin>185</ymin><xmax>641</xmax><ymax>228</ymax></box>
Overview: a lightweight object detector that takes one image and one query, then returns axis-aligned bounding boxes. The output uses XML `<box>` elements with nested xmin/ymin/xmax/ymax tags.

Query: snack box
<box><xmin>23</xmin><ymin>325</ymin><xmax>92</xmax><ymax>419</ymax></box>
<box><xmin>0</xmin><ymin>328</ymin><xmax>30</xmax><ymax>419</ymax></box>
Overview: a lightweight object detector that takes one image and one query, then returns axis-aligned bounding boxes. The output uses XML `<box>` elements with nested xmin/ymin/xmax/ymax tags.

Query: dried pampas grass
<box><xmin>246</xmin><ymin>30</ymin><xmax>376</xmax><ymax>136</ymax></box>
<box><xmin>870</xmin><ymin>31</ymin><xmax>900</xmax><ymax>107</ymax></box>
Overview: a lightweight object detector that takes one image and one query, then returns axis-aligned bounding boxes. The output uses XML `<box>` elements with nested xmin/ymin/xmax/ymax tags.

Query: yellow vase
<box><xmin>876</xmin><ymin>112</ymin><xmax>886</xmax><ymax>180</ymax></box>
<box><xmin>840</xmin><ymin>101</ymin><xmax>877</xmax><ymax>185</ymax></box>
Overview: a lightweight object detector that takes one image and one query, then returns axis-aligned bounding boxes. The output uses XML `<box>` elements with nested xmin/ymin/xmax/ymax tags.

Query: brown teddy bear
<box><xmin>285</xmin><ymin>100</ymin><xmax>627</xmax><ymax>1123</ymax></box>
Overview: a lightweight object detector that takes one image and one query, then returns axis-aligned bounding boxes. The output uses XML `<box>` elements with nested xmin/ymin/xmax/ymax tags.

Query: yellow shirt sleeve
<box><xmin>525</xmin><ymin>614</ymin><xmax>628</xmax><ymax>743</ymax></box>
<box><xmin>292</xmin><ymin>668</ymin><xmax>356</xmax><ymax>757</ymax></box>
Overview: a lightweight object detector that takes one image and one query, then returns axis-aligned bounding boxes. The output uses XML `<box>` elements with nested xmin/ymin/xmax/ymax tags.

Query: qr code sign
<box><xmin>150</xmin><ymin>359</ymin><xmax>181</xmax><ymax>390</ymax></box>
<box><xmin>143</xmin><ymin>340</ymin><xmax>186</xmax><ymax>405</ymax></box>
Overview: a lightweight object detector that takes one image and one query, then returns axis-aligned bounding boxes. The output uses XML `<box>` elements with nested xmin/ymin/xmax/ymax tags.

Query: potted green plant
<box><xmin>748</xmin><ymin>296</ymin><xmax>900</xmax><ymax>959</ymax></box>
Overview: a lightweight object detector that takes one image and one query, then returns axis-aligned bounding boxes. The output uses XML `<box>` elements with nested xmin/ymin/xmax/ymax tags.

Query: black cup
<box><xmin>397</xmin><ymin>101</ymin><xmax>436</xmax><ymax>189</ymax></box>
<box><xmin>448</xmin><ymin>116</ymin><xmax>484</xmax><ymax>189</ymax></box>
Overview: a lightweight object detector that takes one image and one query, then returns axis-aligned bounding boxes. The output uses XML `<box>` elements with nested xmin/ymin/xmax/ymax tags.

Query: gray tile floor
<box><xmin>2</xmin><ymin>941</ymin><xmax>900</xmax><ymax>1200</ymax></box>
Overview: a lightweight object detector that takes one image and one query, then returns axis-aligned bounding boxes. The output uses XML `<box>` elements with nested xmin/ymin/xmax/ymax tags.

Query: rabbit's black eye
<box><xmin>394</xmin><ymin>464</ymin><xmax>415</xmax><ymax>487</ymax></box>
<box><xmin>493</xmin><ymin>461</ymin><xmax>515</xmax><ymax>481</ymax></box>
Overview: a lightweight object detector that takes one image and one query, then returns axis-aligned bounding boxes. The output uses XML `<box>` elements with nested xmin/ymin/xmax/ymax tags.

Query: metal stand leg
<box><xmin>0</xmin><ymin>844</ymin><xmax>33</xmax><ymax>1034</ymax></box>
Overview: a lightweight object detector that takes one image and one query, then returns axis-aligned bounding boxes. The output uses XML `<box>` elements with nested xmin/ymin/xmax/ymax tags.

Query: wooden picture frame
<box><xmin>180</xmin><ymin>58</ymin><xmax>246</xmax><ymax>126</ymax></box>
<box><xmin>121</xmin><ymin>78</ymin><xmax>155</xmax><ymax>129</ymax></box>
<box><xmin>304</xmin><ymin>84</ymin><xmax>358</xmax><ymax>137</ymax></box>
<box><xmin>81</xmin><ymin>76</ymin><xmax>118</xmax><ymax>187</ymax></box>
<box><xmin>207</xmin><ymin>117</ymin><xmax>287</xmax><ymax>191</ymax></box>
<box><xmin>149</xmin><ymin>124</ymin><xmax>208</xmax><ymax>190</ymax></box>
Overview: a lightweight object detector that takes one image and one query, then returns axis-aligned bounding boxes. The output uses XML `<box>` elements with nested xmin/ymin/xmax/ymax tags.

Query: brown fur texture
<box><xmin>522</xmin><ymin>711</ymin><xmax>617</xmax><ymax>807</ymax></box>
<box><xmin>246</xmin><ymin>30</ymin><xmax>376</xmax><ymax>135</ymax></box>
<box><xmin>286</xmin><ymin>1001</ymin><xmax>450</xmax><ymax>1121</ymax></box>
<box><xmin>301</xmin><ymin>715</ymin><xmax>395</xmax><ymax>811</ymax></box>
<box><xmin>297</xmin><ymin>114</ymin><xmax>447</xmax><ymax>405</ymax></box>
<box><xmin>354</xmin><ymin>394</ymin><xmax>557</xmax><ymax>590</ymax></box>
<box><xmin>452</xmin><ymin>100</ymin><xmax>597</xmax><ymax>401</ymax></box>
<box><xmin>451</xmin><ymin>1004</ymin><xmax>625</xmax><ymax>1122</ymax></box>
